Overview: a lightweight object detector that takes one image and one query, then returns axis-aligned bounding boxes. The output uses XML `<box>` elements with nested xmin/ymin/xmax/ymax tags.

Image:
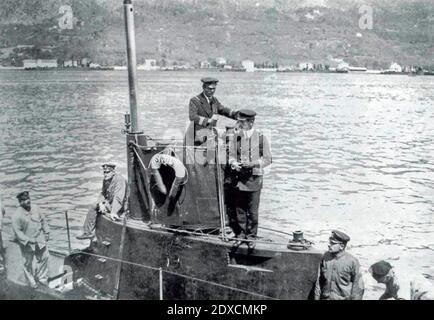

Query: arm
<box><xmin>109</xmin><ymin>178</ymin><xmax>127</xmax><ymax>216</ymax></box>
<box><xmin>228</xmin><ymin>134</ymin><xmax>242</xmax><ymax>170</ymax></box>
<box><xmin>350</xmin><ymin>260</ymin><xmax>365</xmax><ymax>300</ymax></box>
<box><xmin>189</xmin><ymin>97</ymin><xmax>209</xmax><ymax>127</ymax></box>
<box><xmin>215</xmin><ymin>98</ymin><xmax>237</xmax><ymax>120</ymax></box>
<box><xmin>97</xmin><ymin>180</ymin><xmax>106</xmax><ymax>203</ymax></box>
<box><xmin>11</xmin><ymin>213</ymin><xmax>31</xmax><ymax>246</ymax></box>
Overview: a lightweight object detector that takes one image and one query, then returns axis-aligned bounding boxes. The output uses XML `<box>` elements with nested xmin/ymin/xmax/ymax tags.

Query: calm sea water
<box><xmin>0</xmin><ymin>70</ymin><xmax>433</xmax><ymax>299</ymax></box>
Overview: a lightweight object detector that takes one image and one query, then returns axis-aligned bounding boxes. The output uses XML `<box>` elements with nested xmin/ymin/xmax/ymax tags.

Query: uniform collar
<box><xmin>334</xmin><ymin>250</ymin><xmax>347</xmax><ymax>259</ymax></box>
<box><xmin>201</xmin><ymin>92</ymin><xmax>212</xmax><ymax>104</ymax></box>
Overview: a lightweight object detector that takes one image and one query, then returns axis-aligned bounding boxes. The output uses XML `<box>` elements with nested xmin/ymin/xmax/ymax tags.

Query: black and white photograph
<box><xmin>0</xmin><ymin>0</ymin><xmax>433</xmax><ymax>305</ymax></box>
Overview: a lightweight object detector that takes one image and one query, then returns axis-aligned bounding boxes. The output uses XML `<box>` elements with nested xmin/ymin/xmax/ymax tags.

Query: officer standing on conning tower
<box><xmin>185</xmin><ymin>77</ymin><xmax>239</xmax><ymax>146</ymax></box>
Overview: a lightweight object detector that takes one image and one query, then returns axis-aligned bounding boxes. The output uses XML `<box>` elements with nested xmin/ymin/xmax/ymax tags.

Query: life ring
<box><xmin>149</xmin><ymin>154</ymin><xmax>187</xmax><ymax>200</ymax></box>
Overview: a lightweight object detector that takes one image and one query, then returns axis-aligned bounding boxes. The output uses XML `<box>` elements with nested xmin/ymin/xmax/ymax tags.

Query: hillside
<box><xmin>0</xmin><ymin>0</ymin><xmax>433</xmax><ymax>68</ymax></box>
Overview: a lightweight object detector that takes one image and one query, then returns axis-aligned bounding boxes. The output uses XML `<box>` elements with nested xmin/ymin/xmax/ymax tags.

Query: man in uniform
<box><xmin>186</xmin><ymin>77</ymin><xmax>239</xmax><ymax>146</ymax></box>
<box><xmin>77</xmin><ymin>163</ymin><xmax>128</xmax><ymax>240</ymax></box>
<box><xmin>11</xmin><ymin>191</ymin><xmax>50</xmax><ymax>288</ymax></box>
<box><xmin>369</xmin><ymin>260</ymin><xmax>434</xmax><ymax>300</ymax></box>
<box><xmin>314</xmin><ymin>230</ymin><xmax>364</xmax><ymax>300</ymax></box>
<box><xmin>227</xmin><ymin>109</ymin><xmax>272</xmax><ymax>249</ymax></box>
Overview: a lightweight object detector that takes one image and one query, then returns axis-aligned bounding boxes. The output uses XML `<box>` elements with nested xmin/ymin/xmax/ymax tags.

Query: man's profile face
<box><xmin>19</xmin><ymin>198</ymin><xmax>31</xmax><ymax>211</ymax></box>
<box><xmin>328</xmin><ymin>240</ymin><xmax>343</xmax><ymax>253</ymax></box>
<box><xmin>203</xmin><ymin>83</ymin><xmax>217</xmax><ymax>98</ymax></box>
<box><xmin>103</xmin><ymin>168</ymin><xmax>115</xmax><ymax>180</ymax></box>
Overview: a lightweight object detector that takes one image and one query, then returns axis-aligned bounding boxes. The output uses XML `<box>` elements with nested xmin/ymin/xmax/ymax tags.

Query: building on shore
<box><xmin>389</xmin><ymin>62</ymin><xmax>402</xmax><ymax>73</ymax></box>
<box><xmin>23</xmin><ymin>59</ymin><xmax>58</xmax><ymax>69</ymax></box>
<box><xmin>336</xmin><ymin>62</ymin><xmax>349</xmax><ymax>72</ymax></box>
<box><xmin>200</xmin><ymin>61</ymin><xmax>211</xmax><ymax>69</ymax></box>
<box><xmin>64</xmin><ymin>60</ymin><xmax>78</xmax><ymax>67</ymax></box>
<box><xmin>298</xmin><ymin>62</ymin><xmax>314</xmax><ymax>71</ymax></box>
<box><xmin>216</xmin><ymin>57</ymin><xmax>227</xmax><ymax>67</ymax></box>
<box><xmin>81</xmin><ymin>58</ymin><xmax>91</xmax><ymax>67</ymax></box>
<box><xmin>242</xmin><ymin>60</ymin><xmax>255</xmax><ymax>72</ymax></box>
<box><xmin>138</xmin><ymin>59</ymin><xmax>159</xmax><ymax>70</ymax></box>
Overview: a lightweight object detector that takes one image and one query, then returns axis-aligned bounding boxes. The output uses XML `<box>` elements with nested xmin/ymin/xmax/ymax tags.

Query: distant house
<box><xmin>64</xmin><ymin>60</ymin><xmax>78</xmax><ymax>67</ymax></box>
<box><xmin>89</xmin><ymin>62</ymin><xmax>101</xmax><ymax>68</ymax></box>
<box><xmin>389</xmin><ymin>62</ymin><xmax>402</xmax><ymax>73</ymax></box>
<box><xmin>23</xmin><ymin>59</ymin><xmax>37</xmax><ymax>69</ymax></box>
<box><xmin>337</xmin><ymin>62</ymin><xmax>349</xmax><ymax>72</ymax></box>
<box><xmin>242</xmin><ymin>60</ymin><xmax>255</xmax><ymax>72</ymax></box>
<box><xmin>138</xmin><ymin>59</ymin><xmax>159</xmax><ymax>70</ymax></box>
<box><xmin>23</xmin><ymin>59</ymin><xmax>57</xmax><ymax>69</ymax></box>
<box><xmin>277</xmin><ymin>65</ymin><xmax>295</xmax><ymax>72</ymax></box>
<box><xmin>81</xmin><ymin>58</ymin><xmax>91</xmax><ymax>67</ymax></box>
<box><xmin>200</xmin><ymin>61</ymin><xmax>211</xmax><ymax>69</ymax></box>
<box><xmin>216</xmin><ymin>57</ymin><xmax>227</xmax><ymax>66</ymax></box>
<box><xmin>298</xmin><ymin>62</ymin><xmax>314</xmax><ymax>71</ymax></box>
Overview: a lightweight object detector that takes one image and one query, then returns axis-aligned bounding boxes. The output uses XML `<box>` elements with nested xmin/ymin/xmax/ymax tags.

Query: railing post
<box><xmin>159</xmin><ymin>267</ymin><xmax>163</xmax><ymax>300</ymax></box>
<box><xmin>65</xmin><ymin>210</ymin><xmax>71</xmax><ymax>254</ymax></box>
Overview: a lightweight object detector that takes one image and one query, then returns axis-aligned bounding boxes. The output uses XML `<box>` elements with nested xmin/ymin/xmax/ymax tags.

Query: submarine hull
<box><xmin>65</xmin><ymin>216</ymin><xmax>322</xmax><ymax>300</ymax></box>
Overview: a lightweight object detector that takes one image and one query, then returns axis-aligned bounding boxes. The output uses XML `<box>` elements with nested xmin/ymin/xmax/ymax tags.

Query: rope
<box><xmin>151</xmin><ymin>224</ymin><xmax>291</xmax><ymax>246</ymax></box>
<box><xmin>72</xmin><ymin>249</ymin><xmax>278</xmax><ymax>300</ymax></box>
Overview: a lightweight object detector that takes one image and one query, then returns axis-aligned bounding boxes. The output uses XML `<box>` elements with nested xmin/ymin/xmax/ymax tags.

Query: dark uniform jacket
<box><xmin>314</xmin><ymin>251</ymin><xmax>365</xmax><ymax>300</ymax></box>
<box><xmin>186</xmin><ymin>92</ymin><xmax>237</xmax><ymax>145</ymax></box>
<box><xmin>227</xmin><ymin>129</ymin><xmax>272</xmax><ymax>192</ymax></box>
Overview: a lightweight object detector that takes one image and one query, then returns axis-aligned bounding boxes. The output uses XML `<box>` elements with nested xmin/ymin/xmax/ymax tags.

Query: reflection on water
<box><xmin>0</xmin><ymin>70</ymin><xmax>433</xmax><ymax>299</ymax></box>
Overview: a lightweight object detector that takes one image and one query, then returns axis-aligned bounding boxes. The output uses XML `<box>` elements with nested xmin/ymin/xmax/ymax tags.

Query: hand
<box><xmin>28</xmin><ymin>239</ymin><xmax>37</xmax><ymax>245</ymax></box>
<box><xmin>231</xmin><ymin>162</ymin><xmax>242</xmax><ymax>171</ymax></box>
<box><xmin>241</xmin><ymin>161</ymin><xmax>255</xmax><ymax>169</ymax></box>
<box><xmin>98</xmin><ymin>202</ymin><xmax>108</xmax><ymax>214</ymax></box>
<box><xmin>207</xmin><ymin>118</ymin><xmax>217</xmax><ymax>127</ymax></box>
<box><xmin>109</xmin><ymin>213</ymin><xmax>121</xmax><ymax>221</ymax></box>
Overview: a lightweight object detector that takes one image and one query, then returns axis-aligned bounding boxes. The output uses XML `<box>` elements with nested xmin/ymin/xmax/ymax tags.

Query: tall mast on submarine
<box><xmin>123</xmin><ymin>0</ymin><xmax>140</xmax><ymax>133</ymax></box>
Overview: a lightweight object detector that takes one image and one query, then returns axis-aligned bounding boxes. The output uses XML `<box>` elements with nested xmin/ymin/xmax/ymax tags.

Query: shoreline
<box><xmin>1</xmin><ymin>66</ymin><xmax>433</xmax><ymax>76</ymax></box>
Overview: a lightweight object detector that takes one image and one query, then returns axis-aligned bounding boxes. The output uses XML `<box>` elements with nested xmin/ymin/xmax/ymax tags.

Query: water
<box><xmin>0</xmin><ymin>70</ymin><xmax>433</xmax><ymax>299</ymax></box>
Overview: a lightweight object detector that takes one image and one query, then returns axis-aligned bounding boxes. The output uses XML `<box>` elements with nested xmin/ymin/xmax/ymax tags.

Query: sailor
<box><xmin>226</xmin><ymin>109</ymin><xmax>272</xmax><ymax>249</ymax></box>
<box><xmin>11</xmin><ymin>191</ymin><xmax>50</xmax><ymax>288</ymax></box>
<box><xmin>76</xmin><ymin>162</ymin><xmax>128</xmax><ymax>240</ymax></box>
<box><xmin>314</xmin><ymin>230</ymin><xmax>364</xmax><ymax>300</ymax></box>
<box><xmin>0</xmin><ymin>194</ymin><xmax>6</xmax><ymax>276</ymax></box>
<box><xmin>185</xmin><ymin>77</ymin><xmax>239</xmax><ymax>146</ymax></box>
<box><xmin>369</xmin><ymin>260</ymin><xmax>434</xmax><ymax>300</ymax></box>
